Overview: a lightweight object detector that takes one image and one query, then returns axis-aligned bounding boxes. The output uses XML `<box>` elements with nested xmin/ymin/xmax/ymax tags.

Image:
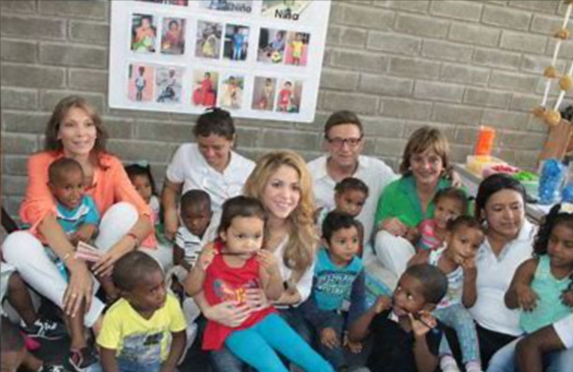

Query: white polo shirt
<box><xmin>469</xmin><ymin>220</ymin><xmax>536</xmax><ymax>336</ymax></box>
<box><xmin>307</xmin><ymin>155</ymin><xmax>397</xmax><ymax>243</ymax></box>
<box><xmin>166</xmin><ymin>143</ymin><xmax>255</xmax><ymax>212</ymax></box>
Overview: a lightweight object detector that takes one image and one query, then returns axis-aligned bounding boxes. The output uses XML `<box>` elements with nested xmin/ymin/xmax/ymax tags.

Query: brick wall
<box><xmin>0</xmin><ymin>0</ymin><xmax>566</xmax><ymax>216</ymax></box>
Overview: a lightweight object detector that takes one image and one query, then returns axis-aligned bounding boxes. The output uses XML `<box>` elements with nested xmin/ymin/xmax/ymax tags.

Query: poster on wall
<box><xmin>109</xmin><ymin>0</ymin><xmax>332</xmax><ymax>123</ymax></box>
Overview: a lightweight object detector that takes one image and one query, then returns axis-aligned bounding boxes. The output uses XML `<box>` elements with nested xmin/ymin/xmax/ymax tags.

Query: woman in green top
<box><xmin>373</xmin><ymin>126</ymin><xmax>454</xmax><ymax>278</ymax></box>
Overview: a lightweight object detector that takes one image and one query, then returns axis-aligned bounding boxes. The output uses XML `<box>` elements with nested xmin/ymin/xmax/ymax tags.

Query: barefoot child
<box><xmin>185</xmin><ymin>196</ymin><xmax>334</xmax><ymax>372</ymax></box>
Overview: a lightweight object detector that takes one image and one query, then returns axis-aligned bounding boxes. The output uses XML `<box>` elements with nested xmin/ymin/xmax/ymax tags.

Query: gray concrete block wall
<box><xmin>0</xmin><ymin>0</ymin><xmax>565</xmax><ymax>217</ymax></box>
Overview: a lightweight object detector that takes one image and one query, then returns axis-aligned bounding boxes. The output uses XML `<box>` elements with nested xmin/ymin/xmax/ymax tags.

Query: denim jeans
<box><xmin>487</xmin><ymin>337</ymin><xmax>573</xmax><ymax>372</ymax></box>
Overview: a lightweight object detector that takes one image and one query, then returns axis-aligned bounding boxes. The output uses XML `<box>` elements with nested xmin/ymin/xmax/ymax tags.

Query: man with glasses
<box><xmin>307</xmin><ymin>110</ymin><xmax>397</xmax><ymax>250</ymax></box>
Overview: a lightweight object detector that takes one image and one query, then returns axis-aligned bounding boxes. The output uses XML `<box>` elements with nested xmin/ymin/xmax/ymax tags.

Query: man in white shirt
<box><xmin>307</xmin><ymin>110</ymin><xmax>398</xmax><ymax>288</ymax></box>
<box><xmin>307</xmin><ymin>110</ymin><xmax>397</xmax><ymax>246</ymax></box>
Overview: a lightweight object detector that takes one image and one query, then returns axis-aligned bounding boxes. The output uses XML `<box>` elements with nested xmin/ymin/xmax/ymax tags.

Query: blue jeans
<box><xmin>434</xmin><ymin>304</ymin><xmax>481</xmax><ymax>365</ymax></box>
<box><xmin>209</xmin><ymin>307</ymin><xmax>312</xmax><ymax>372</ymax></box>
<box><xmin>487</xmin><ymin>337</ymin><xmax>573</xmax><ymax>372</ymax></box>
<box><xmin>225</xmin><ymin>313</ymin><xmax>334</xmax><ymax>372</ymax></box>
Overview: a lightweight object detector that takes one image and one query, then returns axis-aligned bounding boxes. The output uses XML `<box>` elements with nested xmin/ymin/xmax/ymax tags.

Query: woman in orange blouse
<box><xmin>2</xmin><ymin>96</ymin><xmax>154</xmax><ymax>365</ymax></box>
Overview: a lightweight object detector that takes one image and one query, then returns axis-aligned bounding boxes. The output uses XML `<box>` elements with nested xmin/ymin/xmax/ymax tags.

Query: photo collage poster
<box><xmin>109</xmin><ymin>0</ymin><xmax>332</xmax><ymax>123</ymax></box>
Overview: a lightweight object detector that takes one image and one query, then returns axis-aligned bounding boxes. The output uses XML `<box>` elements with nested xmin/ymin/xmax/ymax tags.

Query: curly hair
<box><xmin>243</xmin><ymin>150</ymin><xmax>317</xmax><ymax>275</ymax></box>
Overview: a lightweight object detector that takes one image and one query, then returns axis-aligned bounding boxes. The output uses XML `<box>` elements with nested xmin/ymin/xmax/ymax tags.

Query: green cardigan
<box><xmin>374</xmin><ymin>175</ymin><xmax>453</xmax><ymax>228</ymax></box>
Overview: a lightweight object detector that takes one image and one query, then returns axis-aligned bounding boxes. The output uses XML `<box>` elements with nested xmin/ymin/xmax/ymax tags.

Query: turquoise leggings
<box><xmin>225</xmin><ymin>313</ymin><xmax>334</xmax><ymax>372</ymax></box>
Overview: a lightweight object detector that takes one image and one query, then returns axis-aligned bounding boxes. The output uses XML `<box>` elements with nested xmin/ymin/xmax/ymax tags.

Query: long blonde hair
<box><xmin>243</xmin><ymin>151</ymin><xmax>317</xmax><ymax>275</ymax></box>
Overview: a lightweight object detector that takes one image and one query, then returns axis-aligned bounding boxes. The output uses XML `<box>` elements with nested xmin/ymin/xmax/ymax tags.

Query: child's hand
<box><xmin>516</xmin><ymin>284</ymin><xmax>538</xmax><ymax>311</ymax></box>
<box><xmin>561</xmin><ymin>289</ymin><xmax>573</xmax><ymax>308</ymax></box>
<box><xmin>409</xmin><ymin>311</ymin><xmax>437</xmax><ymax>337</ymax></box>
<box><xmin>343</xmin><ymin>333</ymin><xmax>363</xmax><ymax>353</ymax></box>
<box><xmin>371</xmin><ymin>295</ymin><xmax>392</xmax><ymax>314</ymax></box>
<box><xmin>460</xmin><ymin>256</ymin><xmax>477</xmax><ymax>274</ymax></box>
<box><xmin>257</xmin><ymin>250</ymin><xmax>279</xmax><ymax>274</ymax></box>
<box><xmin>199</xmin><ymin>247</ymin><xmax>217</xmax><ymax>271</ymax></box>
<box><xmin>320</xmin><ymin>327</ymin><xmax>340</xmax><ymax>350</ymax></box>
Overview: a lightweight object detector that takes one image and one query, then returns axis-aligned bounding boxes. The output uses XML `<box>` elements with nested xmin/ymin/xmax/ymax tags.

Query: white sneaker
<box><xmin>440</xmin><ymin>355</ymin><xmax>461</xmax><ymax>372</ymax></box>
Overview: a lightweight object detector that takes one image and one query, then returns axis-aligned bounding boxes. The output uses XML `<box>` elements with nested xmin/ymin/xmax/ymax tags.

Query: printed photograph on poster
<box><xmin>284</xmin><ymin>31</ymin><xmax>310</xmax><ymax>66</ymax></box>
<box><xmin>196</xmin><ymin>21</ymin><xmax>223</xmax><ymax>59</ymax></box>
<box><xmin>192</xmin><ymin>70</ymin><xmax>219</xmax><ymax>107</ymax></box>
<box><xmin>252</xmin><ymin>77</ymin><xmax>276</xmax><ymax>111</ymax></box>
<box><xmin>128</xmin><ymin>64</ymin><xmax>155</xmax><ymax>102</ymax></box>
<box><xmin>161</xmin><ymin>18</ymin><xmax>186</xmax><ymax>55</ymax></box>
<box><xmin>261</xmin><ymin>0</ymin><xmax>311</xmax><ymax>20</ymax></box>
<box><xmin>137</xmin><ymin>0</ymin><xmax>188</xmax><ymax>6</ymax></box>
<box><xmin>223</xmin><ymin>24</ymin><xmax>249</xmax><ymax>61</ymax></box>
<box><xmin>275</xmin><ymin>79</ymin><xmax>302</xmax><ymax>113</ymax></box>
<box><xmin>155</xmin><ymin>66</ymin><xmax>184</xmax><ymax>104</ymax></box>
<box><xmin>198</xmin><ymin>0</ymin><xmax>253</xmax><ymax>13</ymax></box>
<box><xmin>131</xmin><ymin>14</ymin><xmax>157</xmax><ymax>53</ymax></box>
<box><xmin>257</xmin><ymin>29</ymin><xmax>286</xmax><ymax>64</ymax></box>
<box><xmin>219</xmin><ymin>74</ymin><xmax>244</xmax><ymax>110</ymax></box>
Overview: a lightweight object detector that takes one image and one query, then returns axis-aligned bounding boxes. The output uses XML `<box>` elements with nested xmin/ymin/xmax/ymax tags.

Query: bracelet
<box><xmin>126</xmin><ymin>232</ymin><xmax>139</xmax><ymax>247</ymax></box>
<box><xmin>62</xmin><ymin>251</ymin><xmax>72</xmax><ymax>263</ymax></box>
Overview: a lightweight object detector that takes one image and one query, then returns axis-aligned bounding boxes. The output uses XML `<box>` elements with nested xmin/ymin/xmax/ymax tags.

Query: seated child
<box><xmin>409</xmin><ymin>216</ymin><xmax>485</xmax><ymax>372</ymax></box>
<box><xmin>125</xmin><ymin>163</ymin><xmax>160</xmax><ymax>227</ymax></box>
<box><xmin>301</xmin><ymin>211</ymin><xmax>366</xmax><ymax>371</ymax></box>
<box><xmin>414</xmin><ymin>187</ymin><xmax>468</xmax><ymax>252</ymax></box>
<box><xmin>97</xmin><ymin>251</ymin><xmax>187</xmax><ymax>372</ymax></box>
<box><xmin>1</xmin><ymin>317</ymin><xmax>67</xmax><ymax>372</ymax></box>
<box><xmin>348</xmin><ymin>264</ymin><xmax>448</xmax><ymax>372</ymax></box>
<box><xmin>316</xmin><ymin>178</ymin><xmax>368</xmax><ymax>253</ymax></box>
<box><xmin>48</xmin><ymin>158</ymin><xmax>99</xmax><ymax>248</ymax></box>
<box><xmin>488</xmin><ymin>203</ymin><xmax>573</xmax><ymax>372</ymax></box>
<box><xmin>185</xmin><ymin>196</ymin><xmax>334</xmax><ymax>372</ymax></box>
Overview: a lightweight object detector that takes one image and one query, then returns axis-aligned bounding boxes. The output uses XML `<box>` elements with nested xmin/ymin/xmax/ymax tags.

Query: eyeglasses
<box><xmin>325</xmin><ymin>136</ymin><xmax>363</xmax><ymax>148</ymax></box>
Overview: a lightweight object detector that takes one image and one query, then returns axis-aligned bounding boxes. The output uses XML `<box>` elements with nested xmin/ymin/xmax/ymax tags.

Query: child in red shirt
<box><xmin>186</xmin><ymin>196</ymin><xmax>333</xmax><ymax>372</ymax></box>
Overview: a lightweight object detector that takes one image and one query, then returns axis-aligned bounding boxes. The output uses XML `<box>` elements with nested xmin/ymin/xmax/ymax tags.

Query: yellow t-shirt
<box><xmin>97</xmin><ymin>294</ymin><xmax>186</xmax><ymax>362</ymax></box>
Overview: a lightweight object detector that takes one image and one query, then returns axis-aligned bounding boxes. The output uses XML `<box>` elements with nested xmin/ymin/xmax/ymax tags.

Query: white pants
<box><xmin>373</xmin><ymin>230</ymin><xmax>416</xmax><ymax>279</ymax></box>
<box><xmin>2</xmin><ymin>202</ymin><xmax>141</xmax><ymax>327</ymax></box>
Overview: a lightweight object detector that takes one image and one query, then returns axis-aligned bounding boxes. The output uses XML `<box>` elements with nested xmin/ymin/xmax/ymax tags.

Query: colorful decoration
<box><xmin>534</xmin><ymin>0</ymin><xmax>573</xmax><ymax>127</ymax></box>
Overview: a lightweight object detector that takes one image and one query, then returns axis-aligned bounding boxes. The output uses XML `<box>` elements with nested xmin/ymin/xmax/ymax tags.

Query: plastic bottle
<box><xmin>474</xmin><ymin>126</ymin><xmax>496</xmax><ymax>156</ymax></box>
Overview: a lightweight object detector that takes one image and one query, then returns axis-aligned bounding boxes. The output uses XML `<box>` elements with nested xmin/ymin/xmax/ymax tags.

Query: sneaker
<box><xmin>69</xmin><ymin>347</ymin><xmax>98</xmax><ymax>372</ymax></box>
<box><xmin>39</xmin><ymin>363</ymin><xmax>71</xmax><ymax>372</ymax></box>
<box><xmin>22</xmin><ymin>319</ymin><xmax>67</xmax><ymax>340</ymax></box>
<box><xmin>440</xmin><ymin>355</ymin><xmax>461</xmax><ymax>372</ymax></box>
<box><xmin>465</xmin><ymin>361</ymin><xmax>483</xmax><ymax>372</ymax></box>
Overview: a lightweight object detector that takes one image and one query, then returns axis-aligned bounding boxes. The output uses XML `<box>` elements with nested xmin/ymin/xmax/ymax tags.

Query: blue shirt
<box><xmin>56</xmin><ymin>195</ymin><xmax>100</xmax><ymax>234</ymax></box>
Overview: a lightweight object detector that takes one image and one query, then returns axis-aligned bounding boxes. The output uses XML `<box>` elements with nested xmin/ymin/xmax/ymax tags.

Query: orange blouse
<box><xmin>20</xmin><ymin>151</ymin><xmax>155</xmax><ymax>248</ymax></box>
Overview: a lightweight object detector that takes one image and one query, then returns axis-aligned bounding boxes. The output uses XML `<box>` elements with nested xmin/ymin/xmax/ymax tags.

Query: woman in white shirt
<box><xmin>162</xmin><ymin>108</ymin><xmax>255</xmax><ymax>240</ymax></box>
<box><xmin>469</xmin><ymin>174</ymin><xmax>535</xmax><ymax>367</ymax></box>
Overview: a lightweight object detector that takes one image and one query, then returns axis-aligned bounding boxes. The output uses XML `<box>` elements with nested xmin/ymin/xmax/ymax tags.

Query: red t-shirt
<box><xmin>202</xmin><ymin>241</ymin><xmax>275</xmax><ymax>350</ymax></box>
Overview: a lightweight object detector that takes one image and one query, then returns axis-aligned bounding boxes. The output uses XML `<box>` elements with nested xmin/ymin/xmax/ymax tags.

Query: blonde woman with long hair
<box><xmin>189</xmin><ymin>150</ymin><xmax>319</xmax><ymax>372</ymax></box>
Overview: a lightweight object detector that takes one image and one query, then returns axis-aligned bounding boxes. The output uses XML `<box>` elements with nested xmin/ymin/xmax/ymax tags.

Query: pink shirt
<box><xmin>20</xmin><ymin>151</ymin><xmax>155</xmax><ymax>248</ymax></box>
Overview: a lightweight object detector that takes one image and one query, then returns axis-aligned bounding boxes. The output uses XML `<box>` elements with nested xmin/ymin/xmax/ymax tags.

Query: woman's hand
<box><xmin>244</xmin><ymin>288</ymin><xmax>270</xmax><ymax>311</ymax></box>
<box><xmin>257</xmin><ymin>250</ymin><xmax>280</xmax><ymax>275</ymax></box>
<box><xmin>163</xmin><ymin>210</ymin><xmax>179</xmax><ymax>242</ymax></box>
<box><xmin>516</xmin><ymin>284</ymin><xmax>538</xmax><ymax>311</ymax></box>
<box><xmin>344</xmin><ymin>334</ymin><xmax>363</xmax><ymax>353</ymax></box>
<box><xmin>198</xmin><ymin>246</ymin><xmax>217</xmax><ymax>271</ymax></box>
<box><xmin>449</xmin><ymin>170</ymin><xmax>464</xmax><ymax>188</ymax></box>
<box><xmin>561</xmin><ymin>289</ymin><xmax>573</xmax><ymax>308</ymax></box>
<box><xmin>380</xmin><ymin>218</ymin><xmax>408</xmax><ymax>237</ymax></box>
<box><xmin>203</xmin><ymin>301</ymin><xmax>252</xmax><ymax>328</ymax></box>
<box><xmin>64</xmin><ymin>260</ymin><xmax>93</xmax><ymax>317</ymax></box>
<box><xmin>93</xmin><ymin>237</ymin><xmax>135</xmax><ymax>277</ymax></box>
